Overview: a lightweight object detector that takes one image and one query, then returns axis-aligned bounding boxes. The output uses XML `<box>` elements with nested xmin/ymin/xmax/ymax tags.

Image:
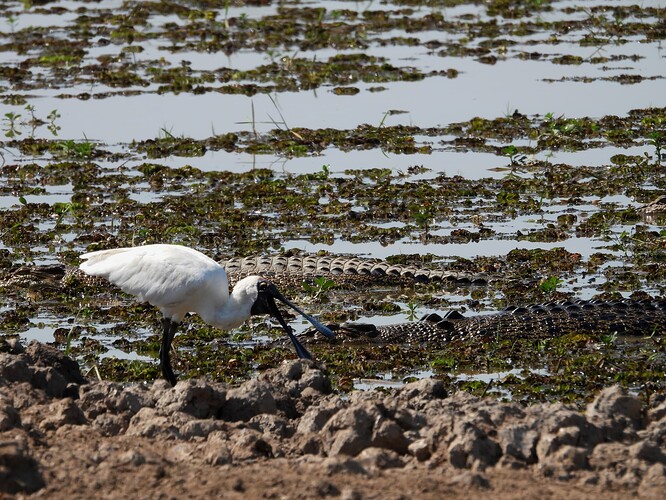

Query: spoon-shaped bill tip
<box><xmin>271</xmin><ymin>288</ymin><xmax>336</xmax><ymax>339</ymax></box>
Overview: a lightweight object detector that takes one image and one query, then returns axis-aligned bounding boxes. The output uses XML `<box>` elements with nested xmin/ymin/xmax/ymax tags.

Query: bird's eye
<box><xmin>258</xmin><ymin>281</ymin><xmax>268</xmax><ymax>291</ymax></box>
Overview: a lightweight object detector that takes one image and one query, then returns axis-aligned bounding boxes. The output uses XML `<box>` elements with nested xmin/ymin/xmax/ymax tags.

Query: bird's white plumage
<box><xmin>79</xmin><ymin>244</ymin><xmax>335</xmax><ymax>385</ymax></box>
<box><xmin>80</xmin><ymin>244</ymin><xmax>245</xmax><ymax>326</ymax></box>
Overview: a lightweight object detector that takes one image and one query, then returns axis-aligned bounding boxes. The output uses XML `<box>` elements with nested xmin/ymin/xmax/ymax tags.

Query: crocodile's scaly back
<box><xmin>220</xmin><ymin>254</ymin><xmax>490</xmax><ymax>286</ymax></box>
<box><xmin>2</xmin><ymin>253</ymin><xmax>491</xmax><ymax>292</ymax></box>
<box><xmin>311</xmin><ymin>299</ymin><xmax>666</xmax><ymax>345</ymax></box>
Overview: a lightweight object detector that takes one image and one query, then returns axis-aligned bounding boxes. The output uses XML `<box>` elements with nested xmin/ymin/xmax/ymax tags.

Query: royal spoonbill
<box><xmin>79</xmin><ymin>244</ymin><xmax>335</xmax><ymax>386</ymax></box>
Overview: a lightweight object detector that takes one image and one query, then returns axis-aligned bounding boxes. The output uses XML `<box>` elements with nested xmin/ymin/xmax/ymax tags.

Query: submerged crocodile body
<box><xmin>219</xmin><ymin>254</ymin><xmax>491</xmax><ymax>286</ymax></box>
<box><xmin>1</xmin><ymin>253</ymin><xmax>492</xmax><ymax>290</ymax></box>
<box><xmin>2</xmin><ymin>261</ymin><xmax>664</xmax><ymax>344</ymax></box>
<box><xmin>300</xmin><ymin>299</ymin><xmax>666</xmax><ymax>346</ymax></box>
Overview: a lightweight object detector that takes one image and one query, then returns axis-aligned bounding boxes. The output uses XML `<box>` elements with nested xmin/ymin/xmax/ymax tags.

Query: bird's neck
<box><xmin>204</xmin><ymin>294</ymin><xmax>253</xmax><ymax>331</ymax></box>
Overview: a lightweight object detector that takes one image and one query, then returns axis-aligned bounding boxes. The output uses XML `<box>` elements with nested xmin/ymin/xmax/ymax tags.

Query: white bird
<box><xmin>79</xmin><ymin>244</ymin><xmax>335</xmax><ymax>386</ymax></box>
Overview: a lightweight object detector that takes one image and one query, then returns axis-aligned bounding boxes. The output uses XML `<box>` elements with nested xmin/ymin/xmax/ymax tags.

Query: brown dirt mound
<box><xmin>1</xmin><ymin>339</ymin><xmax>665</xmax><ymax>499</ymax></box>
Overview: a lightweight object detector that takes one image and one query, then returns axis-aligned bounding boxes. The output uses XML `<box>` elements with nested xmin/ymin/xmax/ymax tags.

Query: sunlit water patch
<box><xmin>353</xmin><ymin>367</ymin><xmax>552</xmax><ymax>397</ymax></box>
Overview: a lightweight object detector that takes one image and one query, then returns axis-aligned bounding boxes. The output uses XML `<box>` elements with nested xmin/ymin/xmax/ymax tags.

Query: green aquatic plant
<box><xmin>31</xmin><ymin>106</ymin><xmax>60</xmax><ymax>136</ymax></box>
<box><xmin>378</xmin><ymin>110</ymin><xmax>391</xmax><ymax>128</ymax></box>
<box><xmin>58</xmin><ymin>138</ymin><xmax>95</xmax><ymax>158</ymax></box>
<box><xmin>539</xmin><ymin>276</ymin><xmax>562</xmax><ymax>294</ymax></box>
<box><xmin>649</xmin><ymin>131</ymin><xmax>664</xmax><ymax>163</ymax></box>
<box><xmin>411</xmin><ymin>206</ymin><xmax>433</xmax><ymax>240</ymax></box>
<box><xmin>5</xmin><ymin>15</ymin><xmax>17</xmax><ymax>33</ymax></box>
<box><xmin>37</xmin><ymin>52</ymin><xmax>81</xmax><ymax>66</ymax></box>
<box><xmin>496</xmin><ymin>190</ymin><xmax>519</xmax><ymax>206</ymax></box>
<box><xmin>302</xmin><ymin>276</ymin><xmax>336</xmax><ymax>301</ymax></box>
<box><xmin>3</xmin><ymin>111</ymin><xmax>22</xmax><ymax>137</ymax></box>
<box><xmin>53</xmin><ymin>202</ymin><xmax>74</xmax><ymax>227</ymax></box>
<box><xmin>405</xmin><ymin>301</ymin><xmax>418</xmax><ymax>321</ymax></box>
<box><xmin>601</xmin><ymin>331</ymin><xmax>618</xmax><ymax>347</ymax></box>
<box><xmin>502</xmin><ymin>144</ymin><xmax>526</xmax><ymax>165</ymax></box>
<box><xmin>611</xmin><ymin>230</ymin><xmax>634</xmax><ymax>259</ymax></box>
<box><xmin>2</xmin><ymin>106</ymin><xmax>61</xmax><ymax>138</ymax></box>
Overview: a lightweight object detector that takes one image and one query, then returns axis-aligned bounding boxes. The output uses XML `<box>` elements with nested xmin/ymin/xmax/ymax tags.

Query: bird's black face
<box><xmin>249</xmin><ymin>279</ymin><xmax>335</xmax><ymax>360</ymax></box>
<box><xmin>250</xmin><ymin>280</ymin><xmax>275</xmax><ymax>316</ymax></box>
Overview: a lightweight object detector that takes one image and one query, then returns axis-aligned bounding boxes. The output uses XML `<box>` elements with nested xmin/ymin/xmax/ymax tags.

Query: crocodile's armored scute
<box><xmin>307</xmin><ymin>299</ymin><xmax>666</xmax><ymax>346</ymax></box>
<box><xmin>219</xmin><ymin>255</ymin><xmax>489</xmax><ymax>285</ymax></box>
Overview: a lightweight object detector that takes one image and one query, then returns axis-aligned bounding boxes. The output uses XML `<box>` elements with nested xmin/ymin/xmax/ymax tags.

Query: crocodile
<box><xmin>218</xmin><ymin>254</ymin><xmax>491</xmax><ymax>286</ymax></box>
<box><xmin>0</xmin><ymin>253</ymin><xmax>493</xmax><ymax>291</ymax></box>
<box><xmin>2</xmin><ymin>261</ymin><xmax>664</xmax><ymax>345</ymax></box>
<box><xmin>296</xmin><ymin>299</ymin><xmax>666</xmax><ymax>346</ymax></box>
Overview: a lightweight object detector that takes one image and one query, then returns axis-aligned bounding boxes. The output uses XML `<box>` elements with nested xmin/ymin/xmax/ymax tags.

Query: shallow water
<box><xmin>0</xmin><ymin>1</ymin><xmax>664</xmax><ymax>387</ymax></box>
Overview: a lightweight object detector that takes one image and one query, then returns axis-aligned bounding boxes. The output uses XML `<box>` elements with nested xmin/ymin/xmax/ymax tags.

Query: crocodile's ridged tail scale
<box><xmin>220</xmin><ymin>255</ymin><xmax>490</xmax><ymax>286</ymax></box>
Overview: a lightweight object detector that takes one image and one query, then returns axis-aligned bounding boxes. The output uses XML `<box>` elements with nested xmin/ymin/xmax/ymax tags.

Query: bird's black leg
<box><xmin>159</xmin><ymin>318</ymin><xmax>179</xmax><ymax>386</ymax></box>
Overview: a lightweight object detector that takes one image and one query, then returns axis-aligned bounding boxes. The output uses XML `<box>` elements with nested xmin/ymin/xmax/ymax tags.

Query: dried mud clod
<box><xmin>1</xmin><ymin>340</ymin><xmax>666</xmax><ymax>496</ymax></box>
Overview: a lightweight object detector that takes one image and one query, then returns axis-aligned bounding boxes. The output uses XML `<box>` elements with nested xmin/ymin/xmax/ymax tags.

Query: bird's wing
<box><xmin>80</xmin><ymin>245</ymin><xmax>229</xmax><ymax>312</ymax></box>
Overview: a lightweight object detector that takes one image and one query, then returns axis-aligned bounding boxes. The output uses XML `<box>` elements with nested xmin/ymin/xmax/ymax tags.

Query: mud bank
<box><xmin>1</xmin><ymin>339</ymin><xmax>666</xmax><ymax>499</ymax></box>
